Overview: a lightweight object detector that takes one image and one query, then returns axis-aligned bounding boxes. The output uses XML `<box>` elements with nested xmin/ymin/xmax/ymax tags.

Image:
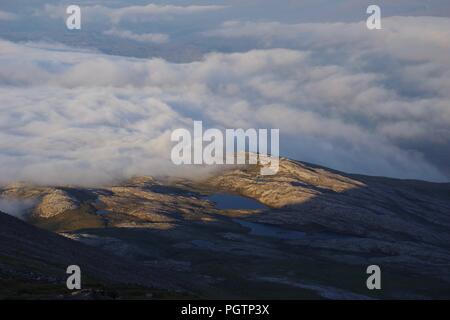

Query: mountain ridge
<box><xmin>1</xmin><ymin>157</ymin><xmax>449</xmax><ymax>299</ymax></box>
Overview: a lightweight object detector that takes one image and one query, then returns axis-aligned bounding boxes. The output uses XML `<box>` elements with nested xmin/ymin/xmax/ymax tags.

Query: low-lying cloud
<box><xmin>38</xmin><ymin>3</ymin><xmax>226</xmax><ymax>24</ymax></box>
<box><xmin>0</xmin><ymin>10</ymin><xmax>16</xmax><ymax>21</ymax></box>
<box><xmin>0</xmin><ymin>16</ymin><xmax>449</xmax><ymax>185</ymax></box>
<box><xmin>104</xmin><ymin>29</ymin><xmax>169</xmax><ymax>44</ymax></box>
<box><xmin>0</xmin><ymin>198</ymin><xmax>36</xmax><ymax>220</ymax></box>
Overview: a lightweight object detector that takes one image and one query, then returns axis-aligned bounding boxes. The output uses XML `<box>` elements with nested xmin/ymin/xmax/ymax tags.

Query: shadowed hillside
<box><xmin>0</xmin><ymin>210</ymin><xmax>186</xmax><ymax>299</ymax></box>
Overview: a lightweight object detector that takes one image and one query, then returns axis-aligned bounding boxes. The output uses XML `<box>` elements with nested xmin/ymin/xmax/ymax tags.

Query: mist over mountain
<box><xmin>0</xmin><ymin>198</ymin><xmax>35</xmax><ymax>219</ymax></box>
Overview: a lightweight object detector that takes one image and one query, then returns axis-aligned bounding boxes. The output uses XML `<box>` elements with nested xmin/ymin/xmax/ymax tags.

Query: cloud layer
<box><xmin>0</xmin><ymin>10</ymin><xmax>16</xmax><ymax>21</ymax></box>
<box><xmin>0</xmin><ymin>16</ymin><xmax>449</xmax><ymax>185</ymax></box>
<box><xmin>38</xmin><ymin>3</ymin><xmax>225</xmax><ymax>24</ymax></box>
<box><xmin>103</xmin><ymin>29</ymin><xmax>169</xmax><ymax>44</ymax></box>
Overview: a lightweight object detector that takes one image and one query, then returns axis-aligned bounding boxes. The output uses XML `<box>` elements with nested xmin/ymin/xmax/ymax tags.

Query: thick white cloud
<box><xmin>204</xmin><ymin>17</ymin><xmax>450</xmax><ymax>179</ymax></box>
<box><xmin>0</xmin><ymin>15</ymin><xmax>449</xmax><ymax>185</ymax></box>
<box><xmin>205</xmin><ymin>17</ymin><xmax>450</xmax><ymax>64</ymax></box>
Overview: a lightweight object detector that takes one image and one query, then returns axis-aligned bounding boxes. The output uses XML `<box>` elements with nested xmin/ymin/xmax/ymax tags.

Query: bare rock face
<box><xmin>203</xmin><ymin>158</ymin><xmax>365</xmax><ymax>208</ymax></box>
<box><xmin>35</xmin><ymin>190</ymin><xmax>80</xmax><ymax>218</ymax></box>
<box><xmin>0</xmin><ymin>184</ymin><xmax>82</xmax><ymax>219</ymax></box>
<box><xmin>94</xmin><ymin>185</ymin><xmax>215</xmax><ymax>225</ymax></box>
<box><xmin>202</xmin><ymin>158</ymin><xmax>450</xmax><ymax>244</ymax></box>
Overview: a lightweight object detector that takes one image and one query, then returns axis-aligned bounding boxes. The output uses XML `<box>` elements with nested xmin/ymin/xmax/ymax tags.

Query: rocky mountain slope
<box><xmin>1</xmin><ymin>157</ymin><xmax>449</xmax><ymax>299</ymax></box>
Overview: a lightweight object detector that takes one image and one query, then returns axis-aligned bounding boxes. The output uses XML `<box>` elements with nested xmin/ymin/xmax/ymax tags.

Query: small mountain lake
<box><xmin>234</xmin><ymin>219</ymin><xmax>306</xmax><ymax>240</ymax></box>
<box><xmin>205</xmin><ymin>193</ymin><xmax>267</xmax><ymax>210</ymax></box>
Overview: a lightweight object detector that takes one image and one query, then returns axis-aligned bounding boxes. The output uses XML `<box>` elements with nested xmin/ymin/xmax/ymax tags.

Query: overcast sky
<box><xmin>0</xmin><ymin>1</ymin><xmax>449</xmax><ymax>185</ymax></box>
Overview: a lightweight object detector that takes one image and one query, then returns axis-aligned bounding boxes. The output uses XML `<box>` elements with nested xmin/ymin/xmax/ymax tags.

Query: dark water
<box><xmin>234</xmin><ymin>219</ymin><xmax>306</xmax><ymax>240</ymax></box>
<box><xmin>96</xmin><ymin>210</ymin><xmax>111</xmax><ymax>215</ymax></box>
<box><xmin>206</xmin><ymin>193</ymin><xmax>267</xmax><ymax>210</ymax></box>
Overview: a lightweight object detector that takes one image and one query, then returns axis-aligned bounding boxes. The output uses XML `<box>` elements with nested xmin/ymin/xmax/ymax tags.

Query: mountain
<box><xmin>0</xmin><ymin>210</ymin><xmax>185</xmax><ymax>299</ymax></box>
<box><xmin>1</xmin><ymin>157</ymin><xmax>450</xmax><ymax>299</ymax></box>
